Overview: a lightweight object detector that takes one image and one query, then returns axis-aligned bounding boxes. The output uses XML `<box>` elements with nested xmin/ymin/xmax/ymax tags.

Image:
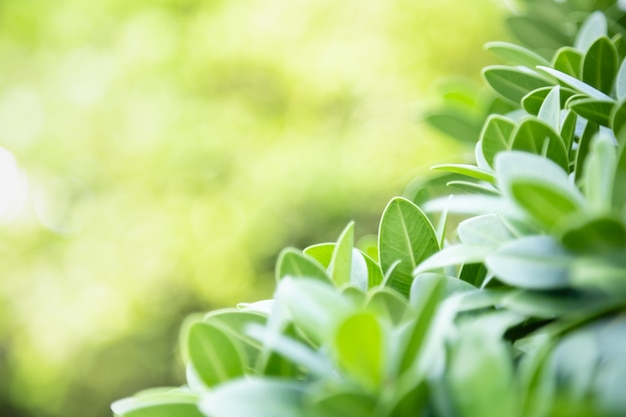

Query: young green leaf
<box><xmin>198</xmin><ymin>378</ymin><xmax>307</xmax><ymax>417</ymax></box>
<box><xmin>480</xmin><ymin>115</ymin><xmax>517</xmax><ymax>167</ymax></box>
<box><xmin>575</xmin><ymin>121</ymin><xmax>599</xmax><ymax>182</ymax></box>
<box><xmin>574</xmin><ymin>11</ymin><xmax>608</xmax><ymax>53</ymax></box>
<box><xmin>333</xmin><ymin>311</ymin><xmax>385</xmax><ymax>389</ymax></box>
<box><xmin>613</xmin><ymin>138</ymin><xmax>626</xmax><ymax>209</ymax></box>
<box><xmin>431</xmin><ymin>163</ymin><xmax>495</xmax><ymax>183</ymax></box>
<box><xmin>582</xmin><ymin>37</ymin><xmax>618</xmax><ymax>95</ymax></box>
<box><xmin>328</xmin><ymin>222</ymin><xmax>355</xmax><ymax>287</ymax></box>
<box><xmin>424</xmin><ymin>109</ymin><xmax>483</xmax><ymax>143</ymax></box>
<box><xmin>483</xmin><ymin>66</ymin><xmax>554</xmax><ymax>105</ymax></box>
<box><xmin>495</xmin><ymin>151</ymin><xmax>585</xmax><ymax>229</ymax></box>
<box><xmin>276</xmin><ymin>248</ymin><xmax>330</xmax><ymax>284</ymax></box>
<box><xmin>616</xmin><ymin>58</ymin><xmax>626</xmax><ymax>101</ymax></box>
<box><xmin>276</xmin><ymin>277</ymin><xmax>354</xmax><ymax>345</ymax></box>
<box><xmin>506</xmin><ymin>15</ymin><xmax>571</xmax><ymax>52</ymax></box>
<box><xmin>538</xmin><ymin>86</ymin><xmax>561</xmax><ymax>130</ymax></box>
<box><xmin>611</xmin><ymin>100</ymin><xmax>626</xmax><ymax>136</ymax></box>
<box><xmin>568</xmin><ymin>98</ymin><xmax>613</xmax><ymax>126</ymax></box>
<box><xmin>185</xmin><ymin>321</ymin><xmax>246</xmax><ymax>387</ymax></box>
<box><xmin>485</xmin><ymin>236</ymin><xmax>573</xmax><ymax>289</ymax></box>
<box><xmin>537</xmin><ymin>66</ymin><xmax>612</xmax><ymax>101</ymax></box>
<box><xmin>511</xmin><ymin>118</ymin><xmax>569</xmax><ymax>171</ymax></box>
<box><xmin>303</xmin><ymin>243</ymin><xmax>334</xmax><ymax>268</ymax></box>
<box><xmin>583</xmin><ymin>132</ymin><xmax>617</xmax><ymax>212</ymax></box>
<box><xmin>560</xmin><ymin>215</ymin><xmax>626</xmax><ymax>253</ymax></box>
<box><xmin>112</xmin><ymin>390</ymin><xmax>202</xmax><ymax>417</ymax></box>
<box><xmin>551</xmin><ymin>46</ymin><xmax>583</xmax><ymax>78</ymax></box>
<box><xmin>446</xmin><ymin>319</ymin><xmax>517</xmax><ymax>417</ymax></box>
<box><xmin>457</xmin><ymin>214</ymin><xmax>514</xmax><ymax>246</ymax></box>
<box><xmin>413</xmin><ymin>244</ymin><xmax>494</xmax><ymax>275</ymax></box>
<box><xmin>560</xmin><ymin>110</ymin><xmax>577</xmax><ymax>152</ymax></box>
<box><xmin>522</xmin><ymin>86</ymin><xmax>577</xmax><ymax>116</ymax></box>
<box><xmin>485</xmin><ymin>41</ymin><xmax>551</xmax><ymax>68</ymax></box>
<box><xmin>308</xmin><ymin>390</ymin><xmax>378</xmax><ymax>417</ymax></box>
<box><xmin>379</xmin><ymin>197</ymin><xmax>439</xmax><ymax>297</ymax></box>
<box><xmin>365</xmin><ymin>287</ymin><xmax>408</xmax><ymax>325</ymax></box>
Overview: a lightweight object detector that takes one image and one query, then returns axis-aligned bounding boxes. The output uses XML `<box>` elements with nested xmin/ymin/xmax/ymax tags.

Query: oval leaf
<box><xmin>486</xmin><ymin>236</ymin><xmax>573</xmax><ymax>289</ymax></box>
<box><xmin>483</xmin><ymin>66</ymin><xmax>553</xmax><ymax>105</ymax></box>
<box><xmin>379</xmin><ymin>197</ymin><xmax>439</xmax><ymax>297</ymax></box>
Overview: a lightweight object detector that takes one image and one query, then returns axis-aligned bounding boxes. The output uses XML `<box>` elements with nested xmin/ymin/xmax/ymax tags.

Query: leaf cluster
<box><xmin>113</xmin><ymin>1</ymin><xmax>626</xmax><ymax>417</ymax></box>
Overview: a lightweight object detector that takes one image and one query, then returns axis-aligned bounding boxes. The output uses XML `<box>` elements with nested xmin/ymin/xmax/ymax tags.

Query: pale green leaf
<box><xmin>537</xmin><ymin>66</ymin><xmax>612</xmax><ymax>101</ymax></box>
<box><xmin>551</xmin><ymin>46</ymin><xmax>583</xmax><ymax>78</ymax></box>
<box><xmin>276</xmin><ymin>248</ymin><xmax>330</xmax><ymax>283</ymax></box>
<box><xmin>483</xmin><ymin>66</ymin><xmax>553</xmax><ymax>104</ymax></box>
<box><xmin>485</xmin><ymin>41</ymin><xmax>550</xmax><ymax>68</ymax></box>
<box><xmin>537</xmin><ymin>86</ymin><xmax>561</xmax><ymax>130</ymax></box>
<box><xmin>511</xmin><ymin>118</ymin><xmax>569</xmax><ymax>171</ymax></box>
<box><xmin>185</xmin><ymin>322</ymin><xmax>246</xmax><ymax>387</ymax></box>
<box><xmin>574</xmin><ymin>11</ymin><xmax>608</xmax><ymax>53</ymax></box>
<box><xmin>328</xmin><ymin>222</ymin><xmax>355</xmax><ymax>286</ymax></box>
<box><xmin>413</xmin><ymin>244</ymin><xmax>493</xmax><ymax>275</ymax></box>
<box><xmin>431</xmin><ymin>163</ymin><xmax>495</xmax><ymax>183</ymax></box>
<box><xmin>485</xmin><ymin>236</ymin><xmax>573</xmax><ymax>289</ymax></box>
<box><xmin>480</xmin><ymin>115</ymin><xmax>517</xmax><ymax>167</ymax></box>
<box><xmin>582</xmin><ymin>37</ymin><xmax>618</xmax><ymax>95</ymax></box>
<box><xmin>379</xmin><ymin>197</ymin><xmax>439</xmax><ymax>296</ymax></box>
<box><xmin>334</xmin><ymin>312</ymin><xmax>384</xmax><ymax>389</ymax></box>
<box><xmin>616</xmin><ymin>59</ymin><xmax>626</xmax><ymax>101</ymax></box>
<box><xmin>568</xmin><ymin>98</ymin><xmax>615</xmax><ymax>126</ymax></box>
<box><xmin>198</xmin><ymin>378</ymin><xmax>306</xmax><ymax>417</ymax></box>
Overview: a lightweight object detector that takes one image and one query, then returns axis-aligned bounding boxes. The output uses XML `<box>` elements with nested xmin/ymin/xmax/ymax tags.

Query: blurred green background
<box><xmin>0</xmin><ymin>0</ymin><xmax>506</xmax><ymax>416</ymax></box>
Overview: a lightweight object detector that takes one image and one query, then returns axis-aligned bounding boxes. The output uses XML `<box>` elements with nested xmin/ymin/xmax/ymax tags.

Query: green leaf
<box><xmin>616</xmin><ymin>59</ymin><xmax>626</xmax><ymax>101</ymax></box>
<box><xmin>511</xmin><ymin>118</ymin><xmax>569</xmax><ymax>171</ymax></box>
<box><xmin>480</xmin><ymin>115</ymin><xmax>517</xmax><ymax>167</ymax></box>
<box><xmin>413</xmin><ymin>244</ymin><xmax>493</xmax><ymax>275</ymax></box>
<box><xmin>506</xmin><ymin>15</ymin><xmax>571</xmax><ymax>53</ymax></box>
<box><xmin>424</xmin><ymin>109</ymin><xmax>483</xmax><ymax>143</ymax></box>
<box><xmin>361</xmin><ymin>250</ymin><xmax>384</xmax><ymax>289</ymax></box>
<box><xmin>611</xmin><ymin>99</ymin><xmax>626</xmax><ymax>136</ymax></box>
<box><xmin>204</xmin><ymin>310</ymin><xmax>267</xmax><ymax>369</ymax></box>
<box><xmin>333</xmin><ymin>311</ymin><xmax>385</xmax><ymax>389</ymax></box>
<box><xmin>560</xmin><ymin>110</ymin><xmax>577</xmax><ymax>152</ymax></box>
<box><xmin>495</xmin><ymin>151</ymin><xmax>584</xmax><ymax>229</ymax></box>
<box><xmin>568</xmin><ymin>98</ymin><xmax>613</xmax><ymax>126</ymax></box>
<box><xmin>560</xmin><ymin>215</ymin><xmax>626</xmax><ymax>253</ymax></box>
<box><xmin>185</xmin><ymin>322</ymin><xmax>246</xmax><ymax>387</ymax></box>
<box><xmin>400</xmin><ymin>274</ymin><xmax>446</xmax><ymax>374</ymax></box>
<box><xmin>537</xmin><ymin>86</ymin><xmax>561</xmax><ymax>130</ymax></box>
<box><xmin>112</xmin><ymin>390</ymin><xmax>201</xmax><ymax>417</ymax></box>
<box><xmin>483</xmin><ymin>66</ymin><xmax>553</xmax><ymax>105</ymax></box>
<box><xmin>303</xmin><ymin>243</ymin><xmax>334</xmax><ymax>268</ymax></box>
<box><xmin>446</xmin><ymin>320</ymin><xmax>517</xmax><ymax>417</ymax></box>
<box><xmin>378</xmin><ymin>197</ymin><xmax>439</xmax><ymax>297</ymax></box>
<box><xmin>328</xmin><ymin>222</ymin><xmax>355</xmax><ymax>287</ymax></box>
<box><xmin>575</xmin><ymin>121</ymin><xmax>599</xmax><ymax>183</ymax></box>
<box><xmin>522</xmin><ymin>86</ymin><xmax>577</xmax><ymax>116</ymax></box>
<box><xmin>551</xmin><ymin>46</ymin><xmax>583</xmax><ymax>78</ymax></box>
<box><xmin>198</xmin><ymin>378</ymin><xmax>307</xmax><ymax>417</ymax></box>
<box><xmin>582</xmin><ymin>37</ymin><xmax>618</xmax><ymax>95</ymax></box>
<box><xmin>431</xmin><ymin>163</ymin><xmax>495</xmax><ymax>183</ymax></box>
<box><xmin>365</xmin><ymin>287</ymin><xmax>408</xmax><ymax>325</ymax></box>
<box><xmin>485</xmin><ymin>236</ymin><xmax>573</xmax><ymax>289</ymax></box>
<box><xmin>457</xmin><ymin>214</ymin><xmax>514</xmax><ymax>246</ymax></box>
<box><xmin>537</xmin><ymin>66</ymin><xmax>612</xmax><ymax>101</ymax></box>
<box><xmin>276</xmin><ymin>277</ymin><xmax>354</xmax><ymax>345</ymax></box>
<box><xmin>308</xmin><ymin>390</ymin><xmax>378</xmax><ymax>417</ymax></box>
<box><xmin>613</xmin><ymin>138</ymin><xmax>626</xmax><ymax>210</ymax></box>
<box><xmin>485</xmin><ymin>41</ymin><xmax>551</xmax><ymax>68</ymax></box>
<box><xmin>276</xmin><ymin>248</ymin><xmax>330</xmax><ymax>284</ymax></box>
<box><xmin>574</xmin><ymin>11</ymin><xmax>608</xmax><ymax>53</ymax></box>
<box><xmin>583</xmin><ymin>132</ymin><xmax>617</xmax><ymax>212</ymax></box>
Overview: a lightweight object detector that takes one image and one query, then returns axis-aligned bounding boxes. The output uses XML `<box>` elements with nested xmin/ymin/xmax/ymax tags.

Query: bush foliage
<box><xmin>114</xmin><ymin>1</ymin><xmax>626</xmax><ymax>416</ymax></box>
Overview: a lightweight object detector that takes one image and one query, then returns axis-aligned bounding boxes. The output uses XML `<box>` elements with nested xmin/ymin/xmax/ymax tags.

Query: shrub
<box><xmin>112</xmin><ymin>1</ymin><xmax>626</xmax><ymax>416</ymax></box>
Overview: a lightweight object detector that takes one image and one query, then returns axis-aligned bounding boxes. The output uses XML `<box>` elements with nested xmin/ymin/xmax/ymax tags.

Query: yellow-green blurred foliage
<box><xmin>0</xmin><ymin>0</ymin><xmax>506</xmax><ymax>416</ymax></box>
